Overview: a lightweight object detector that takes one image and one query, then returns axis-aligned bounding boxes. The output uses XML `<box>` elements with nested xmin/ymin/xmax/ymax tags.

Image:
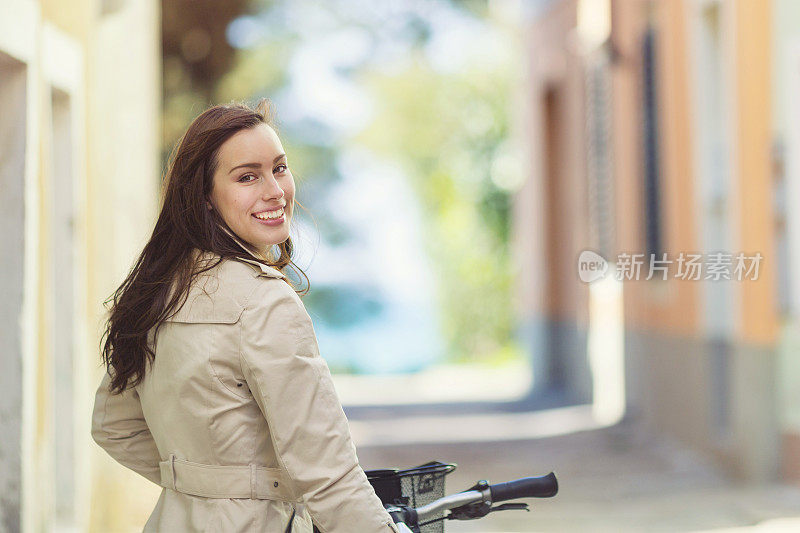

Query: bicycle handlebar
<box><xmin>489</xmin><ymin>472</ymin><xmax>558</xmax><ymax>502</ymax></box>
<box><xmin>409</xmin><ymin>472</ymin><xmax>558</xmax><ymax>523</ymax></box>
<box><xmin>414</xmin><ymin>490</ymin><xmax>483</xmax><ymax>520</ymax></box>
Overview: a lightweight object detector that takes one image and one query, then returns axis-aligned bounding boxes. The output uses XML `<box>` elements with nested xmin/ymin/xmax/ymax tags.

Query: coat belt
<box><xmin>159</xmin><ymin>454</ymin><xmax>298</xmax><ymax>502</ymax></box>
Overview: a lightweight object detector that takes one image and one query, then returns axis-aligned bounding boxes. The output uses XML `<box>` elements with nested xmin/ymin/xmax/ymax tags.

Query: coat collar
<box><xmin>235</xmin><ymin>256</ymin><xmax>286</xmax><ymax>280</ymax></box>
<box><xmin>212</xmin><ymin>224</ymin><xmax>286</xmax><ymax>280</ymax></box>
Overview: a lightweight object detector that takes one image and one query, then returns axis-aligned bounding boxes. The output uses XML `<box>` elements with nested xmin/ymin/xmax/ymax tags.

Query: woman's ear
<box><xmin>206</xmin><ymin>200</ymin><xmax>213</xmax><ymax>211</ymax></box>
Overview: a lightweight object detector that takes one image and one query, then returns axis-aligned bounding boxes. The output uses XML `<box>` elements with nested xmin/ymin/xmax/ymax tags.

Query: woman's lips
<box><xmin>252</xmin><ymin>213</ymin><xmax>285</xmax><ymax>226</ymax></box>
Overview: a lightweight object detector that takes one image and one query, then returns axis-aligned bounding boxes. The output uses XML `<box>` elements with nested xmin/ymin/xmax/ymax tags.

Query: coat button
<box><xmin>237</xmin><ymin>382</ymin><xmax>243</xmax><ymax>387</ymax></box>
<box><xmin>274</xmin><ymin>481</ymin><xmax>279</xmax><ymax>487</ymax></box>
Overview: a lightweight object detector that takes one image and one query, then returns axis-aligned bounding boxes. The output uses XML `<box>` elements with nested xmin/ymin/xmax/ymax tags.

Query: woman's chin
<box><xmin>261</xmin><ymin>232</ymin><xmax>290</xmax><ymax>248</ymax></box>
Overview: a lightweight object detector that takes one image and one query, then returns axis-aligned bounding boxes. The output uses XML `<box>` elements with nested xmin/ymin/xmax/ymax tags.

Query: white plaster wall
<box><xmin>774</xmin><ymin>0</ymin><xmax>800</xmax><ymax>454</ymax></box>
<box><xmin>0</xmin><ymin>0</ymin><xmax>161</xmax><ymax>530</ymax></box>
<box><xmin>0</xmin><ymin>2</ymin><xmax>40</xmax><ymax>531</ymax></box>
<box><xmin>86</xmin><ymin>0</ymin><xmax>163</xmax><ymax>529</ymax></box>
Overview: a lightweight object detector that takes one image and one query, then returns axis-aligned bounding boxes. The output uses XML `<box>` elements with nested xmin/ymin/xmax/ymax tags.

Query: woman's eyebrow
<box><xmin>228</xmin><ymin>154</ymin><xmax>287</xmax><ymax>174</ymax></box>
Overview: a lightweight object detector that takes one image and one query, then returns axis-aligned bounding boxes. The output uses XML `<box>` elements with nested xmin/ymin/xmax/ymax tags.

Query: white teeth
<box><xmin>254</xmin><ymin>207</ymin><xmax>284</xmax><ymax>220</ymax></box>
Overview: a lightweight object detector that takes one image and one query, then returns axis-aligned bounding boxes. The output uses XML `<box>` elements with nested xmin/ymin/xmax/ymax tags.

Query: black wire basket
<box><xmin>366</xmin><ymin>461</ymin><xmax>457</xmax><ymax>533</ymax></box>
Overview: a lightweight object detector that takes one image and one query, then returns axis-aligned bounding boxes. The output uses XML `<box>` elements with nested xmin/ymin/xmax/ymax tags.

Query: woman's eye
<box><xmin>274</xmin><ymin>164</ymin><xmax>288</xmax><ymax>174</ymax></box>
<box><xmin>239</xmin><ymin>174</ymin><xmax>258</xmax><ymax>183</ymax></box>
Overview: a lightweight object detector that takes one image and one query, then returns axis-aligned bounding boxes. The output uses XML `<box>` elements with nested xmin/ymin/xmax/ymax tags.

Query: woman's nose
<box><xmin>262</xmin><ymin>175</ymin><xmax>285</xmax><ymax>200</ymax></box>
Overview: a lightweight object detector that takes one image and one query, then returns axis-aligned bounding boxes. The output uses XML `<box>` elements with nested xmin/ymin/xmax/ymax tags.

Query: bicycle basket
<box><xmin>366</xmin><ymin>461</ymin><xmax>457</xmax><ymax>533</ymax></box>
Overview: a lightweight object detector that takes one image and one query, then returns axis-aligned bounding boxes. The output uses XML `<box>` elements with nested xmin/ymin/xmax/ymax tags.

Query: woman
<box><xmin>91</xmin><ymin>100</ymin><xmax>398</xmax><ymax>533</ymax></box>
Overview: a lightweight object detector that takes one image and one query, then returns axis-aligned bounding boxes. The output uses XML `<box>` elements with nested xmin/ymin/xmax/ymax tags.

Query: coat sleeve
<box><xmin>239</xmin><ymin>280</ymin><xmax>398</xmax><ymax>533</ymax></box>
<box><xmin>91</xmin><ymin>370</ymin><xmax>162</xmax><ymax>485</ymax></box>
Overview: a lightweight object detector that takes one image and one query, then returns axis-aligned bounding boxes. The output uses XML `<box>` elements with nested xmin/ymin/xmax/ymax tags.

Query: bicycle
<box><xmin>365</xmin><ymin>461</ymin><xmax>558</xmax><ymax>533</ymax></box>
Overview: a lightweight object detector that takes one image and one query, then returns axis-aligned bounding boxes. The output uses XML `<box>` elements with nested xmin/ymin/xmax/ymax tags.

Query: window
<box><xmin>641</xmin><ymin>26</ymin><xmax>663</xmax><ymax>259</ymax></box>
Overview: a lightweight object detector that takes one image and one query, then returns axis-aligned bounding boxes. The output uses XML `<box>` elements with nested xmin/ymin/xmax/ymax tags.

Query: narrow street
<box><xmin>356</xmin><ymin>422</ymin><xmax>800</xmax><ymax>532</ymax></box>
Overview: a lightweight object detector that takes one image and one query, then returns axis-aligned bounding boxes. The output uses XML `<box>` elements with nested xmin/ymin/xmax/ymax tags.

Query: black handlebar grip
<box><xmin>489</xmin><ymin>472</ymin><xmax>558</xmax><ymax>502</ymax></box>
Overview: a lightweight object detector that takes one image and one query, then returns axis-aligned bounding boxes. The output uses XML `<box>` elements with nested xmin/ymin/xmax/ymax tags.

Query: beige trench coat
<box><xmin>92</xmin><ymin>246</ymin><xmax>399</xmax><ymax>533</ymax></box>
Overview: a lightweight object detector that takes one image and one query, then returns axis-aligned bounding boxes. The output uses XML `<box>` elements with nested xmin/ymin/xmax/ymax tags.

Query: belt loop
<box><xmin>170</xmin><ymin>454</ymin><xmax>177</xmax><ymax>491</ymax></box>
<box><xmin>250</xmin><ymin>463</ymin><xmax>256</xmax><ymax>499</ymax></box>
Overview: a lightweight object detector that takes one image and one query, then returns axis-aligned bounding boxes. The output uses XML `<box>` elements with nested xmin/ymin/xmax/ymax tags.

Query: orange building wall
<box><xmin>735</xmin><ymin>0</ymin><xmax>778</xmax><ymax>345</ymax></box>
<box><xmin>613</xmin><ymin>0</ymin><xmax>700</xmax><ymax>338</ymax></box>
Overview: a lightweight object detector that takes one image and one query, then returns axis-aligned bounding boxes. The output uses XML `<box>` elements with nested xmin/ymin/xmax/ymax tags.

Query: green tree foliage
<box><xmin>355</xmin><ymin>51</ymin><xmax>518</xmax><ymax>363</ymax></box>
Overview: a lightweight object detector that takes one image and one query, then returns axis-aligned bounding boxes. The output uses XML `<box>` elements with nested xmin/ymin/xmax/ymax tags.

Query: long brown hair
<box><xmin>100</xmin><ymin>99</ymin><xmax>308</xmax><ymax>394</ymax></box>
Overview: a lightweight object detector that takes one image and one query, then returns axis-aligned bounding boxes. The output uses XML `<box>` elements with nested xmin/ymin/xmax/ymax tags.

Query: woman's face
<box><xmin>207</xmin><ymin>123</ymin><xmax>295</xmax><ymax>256</ymax></box>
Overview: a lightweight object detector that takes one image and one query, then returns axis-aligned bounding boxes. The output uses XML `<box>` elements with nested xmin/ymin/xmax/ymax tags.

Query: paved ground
<box><xmin>355</xmin><ymin>422</ymin><xmax>800</xmax><ymax>532</ymax></box>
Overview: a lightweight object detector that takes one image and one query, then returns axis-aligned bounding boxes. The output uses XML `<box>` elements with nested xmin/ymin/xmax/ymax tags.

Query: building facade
<box><xmin>515</xmin><ymin>0</ymin><xmax>785</xmax><ymax>481</ymax></box>
<box><xmin>0</xmin><ymin>0</ymin><xmax>161</xmax><ymax>530</ymax></box>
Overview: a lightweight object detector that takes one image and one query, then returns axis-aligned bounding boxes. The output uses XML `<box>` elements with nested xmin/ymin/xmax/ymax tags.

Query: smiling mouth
<box><xmin>252</xmin><ymin>207</ymin><xmax>285</xmax><ymax>220</ymax></box>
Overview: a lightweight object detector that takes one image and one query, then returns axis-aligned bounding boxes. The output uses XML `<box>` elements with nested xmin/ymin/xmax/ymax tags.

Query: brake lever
<box><xmin>447</xmin><ymin>480</ymin><xmax>492</xmax><ymax>520</ymax></box>
<box><xmin>447</xmin><ymin>502</ymin><xmax>491</xmax><ymax>520</ymax></box>
<box><xmin>446</xmin><ymin>481</ymin><xmax>531</xmax><ymax>520</ymax></box>
<box><xmin>489</xmin><ymin>503</ymin><xmax>530</xmax><ymax>513</ymax></box>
